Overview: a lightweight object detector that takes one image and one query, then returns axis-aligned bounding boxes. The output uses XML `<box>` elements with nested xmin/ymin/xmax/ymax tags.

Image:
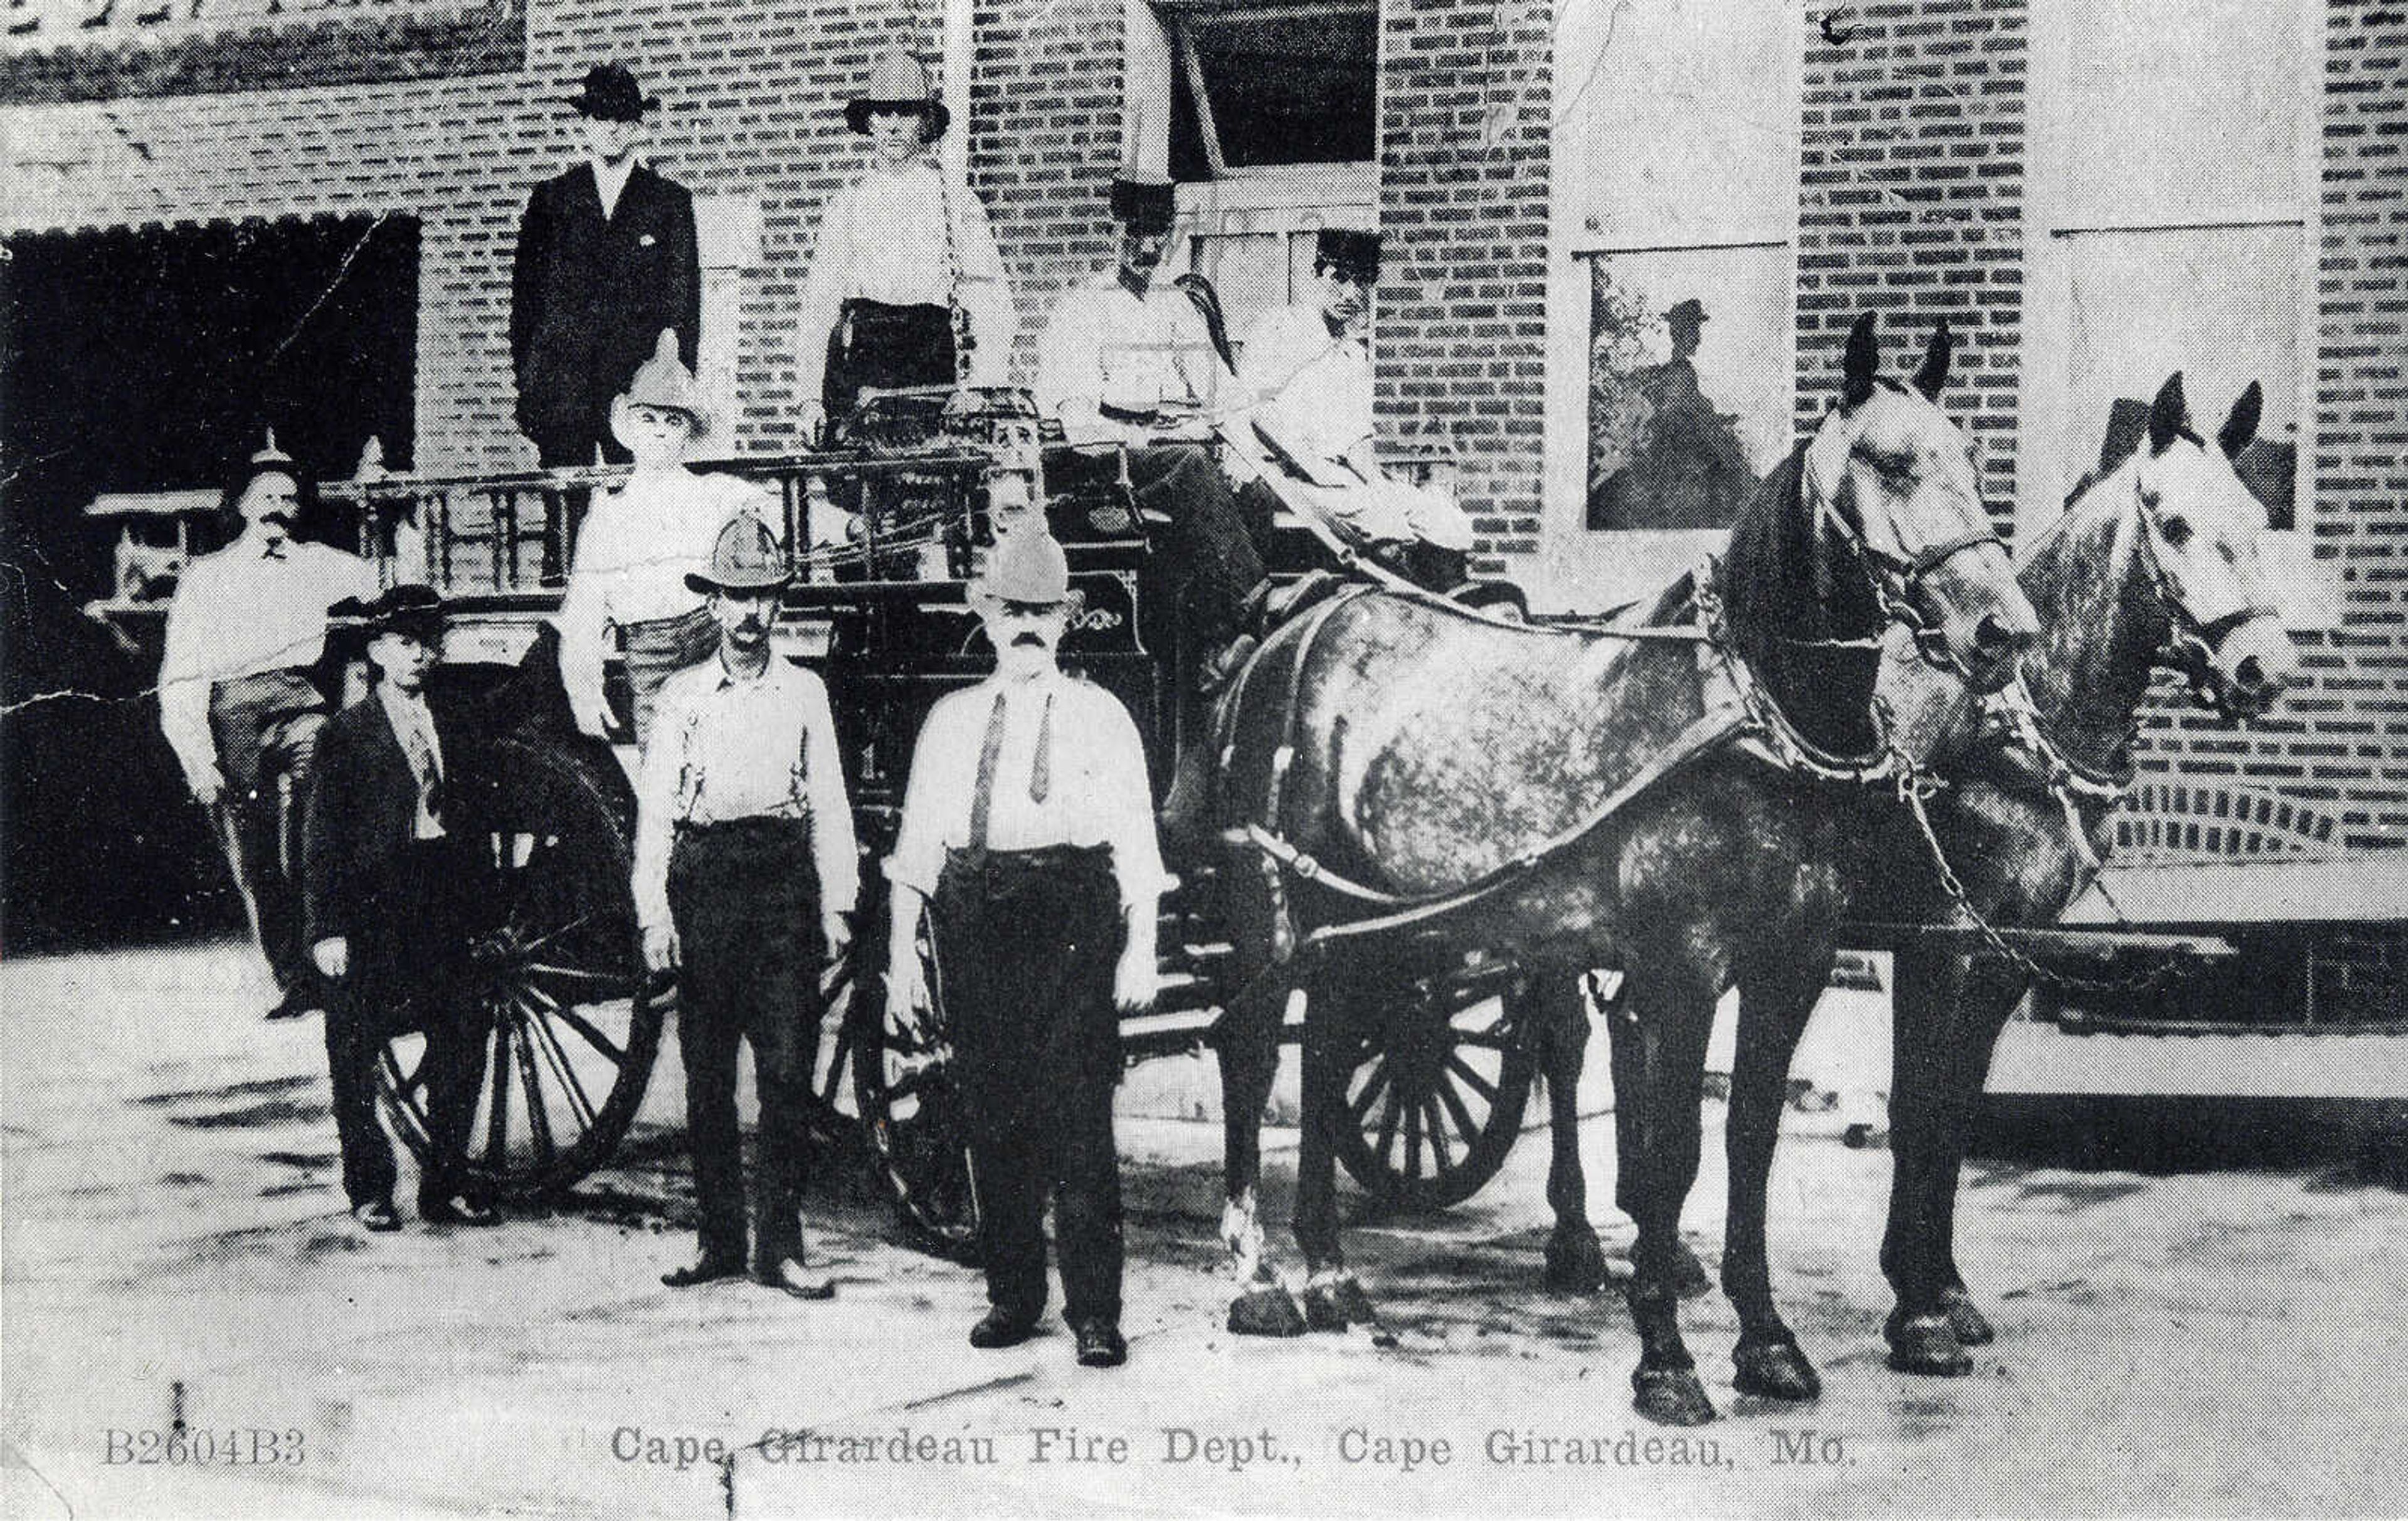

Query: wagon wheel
<box><xmin>1329</xmin><ymin>960</ymin><xmax>1539</xmax><ymax>1212</ymax></box>
<box><xmin>378</xmin><ymin>734</ymin><xmax>665</xmax><ymax>1198</ymax></box>
<box><xmin>849</xmin><ymin>890</ymin><xmax>981</xmax><ymax>1261</ymax></box>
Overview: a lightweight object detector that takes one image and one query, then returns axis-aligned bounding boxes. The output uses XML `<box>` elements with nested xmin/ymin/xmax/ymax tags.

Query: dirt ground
<box><xmin>5</xmin><ymin>944</ymin><xmax>2404</xmax><ymax>1519</ymax></box>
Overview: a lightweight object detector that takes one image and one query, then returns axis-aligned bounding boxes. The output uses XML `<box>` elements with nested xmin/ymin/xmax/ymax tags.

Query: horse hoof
<box><xmin>1671</xmin><ymin>1242</ymin><xmax>1714</xmax><ymax>1301</ymax></box>
<box><xmin>1884</xmin><ymin>1312</ymin><xmax>1973</xmax><ymax>1377</ymax></box>
<box><xmin>1228</xmin><ymin>1286</ymin><xmax>1308</xmax><ymax>1339</ymax></box>
<box><xmin>1733</xmin><ymin>1339</ymin><xmax>1822</xmax><ymax>1403</ymax></box>
<box><xmin>1304</xmin><ymin>1276</ymin><xmax>1376</xmax><ymax>1331</ymax></box>
<box><xmin>1544</xmin><ymin>1228</ymin><xmax>1608</xmax><ymax>1293</ymax></box>
<box><xmin>1940</xmin><ymin>1286</ymin><xmax>1995</xmax><ymax>1347</ymax></box>
<box><xmin>1631</xmin><ymin>1367</ymin><xmax>1718</xmax><ymax>1428</ymax></box>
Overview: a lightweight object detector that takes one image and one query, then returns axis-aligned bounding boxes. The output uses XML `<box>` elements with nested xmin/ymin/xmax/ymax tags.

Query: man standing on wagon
<box><xmin>159</xmin><ymin>436</ymin><xmax>377</xmax><ymax>1021</ymax></box>
<box><xmin>793</xmin><ymin>43</ymin><xmax>1015</xmax><ymax>446</ymax></box>
<box><xmin>884</xmin><ymin>529</ymin><xmax>1164</xmax><ymax>1369</ymax></box>
<box><xmin>632</xmin><ymin>512</ymin><xmax>860</xmax><ymax>1297</ymax></box>
<box><xmin>555</xmin><ymin>330</ymin><xmax>775</xmax><ymax>747</ymax></box>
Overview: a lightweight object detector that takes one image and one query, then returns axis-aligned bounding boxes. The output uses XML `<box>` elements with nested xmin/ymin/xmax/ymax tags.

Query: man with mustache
<box><xmin>632</xmin><ymin>512</ymin><xmax>859</xmax><ymax>1297</ymax></box>
<box><xmin>1236</xmin><ymin>229</ymin><xmax>1477</xmax><ymax>591</ymax></box>
<box><xmin>157</xmin><ymin>434</ymin><xmax>376</xmax><ymax>1019</ymax></box>
<box><xmin>1032</xmin><ymin>173</ymin><xmax>1268</xmax><ymax>693</ymax></box>
<box><xmin>884</xmin><ymin>528</ymin><xmax>1163</xmax><ymax>1369</ymax></box>
<box><xmin>793</xmin><ymin>43</ymin><xmax>1014</xmax><ymax>446</ymax></box>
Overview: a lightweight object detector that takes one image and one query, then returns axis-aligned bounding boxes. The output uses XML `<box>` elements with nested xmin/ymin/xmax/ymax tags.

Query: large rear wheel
<box><xmin>378</xmin><ymin>734</ymin><xmax>664</xmax><ymax>1198</ymax></box>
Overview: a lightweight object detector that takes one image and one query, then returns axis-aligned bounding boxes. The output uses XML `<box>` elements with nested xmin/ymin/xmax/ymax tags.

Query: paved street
<box><xmin>4</xmin><ymin>942</ymin><xmax>2405</xmax><ymax>1519</ymax></box>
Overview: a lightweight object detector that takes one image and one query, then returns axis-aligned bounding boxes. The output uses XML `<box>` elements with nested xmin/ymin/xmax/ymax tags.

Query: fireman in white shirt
<box><xmin>885</xmin><ymin>529</ymin><xmax>1163</xmax><ymax>1370</ymax></box>
<box><xmin>555</xmin><ymin>329</ymin><xmax>776</xmax><ymax>745</ymax></box>
<box><xmin>633</xmin><ymin>512</ymin><xmax>860</xmax><ymax>1297</ymax></box>
<box><xmin>157</xmin><ymin>437</ymin><xmax>377</xmax><ymax>1016</ymax></box>
<box><xmin>795</xmin><ymin>45</ymin><xmax>1016</xmax><ymax>445</ymax></box>
<box><xmin>1238</xmin><ymin>229</ymin><xmax>1476</xmax><ymax>591</ymax></box>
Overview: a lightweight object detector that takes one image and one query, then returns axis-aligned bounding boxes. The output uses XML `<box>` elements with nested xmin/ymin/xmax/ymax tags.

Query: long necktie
<box><xmin>966</xmin><ymin>688</ymin><xmax>1054</xmax><ymax>853</ymax></box>
<box><xmin>398</xmin><ymin>702</ymin><xmax>444</xmax><ymax>826</ymax></box>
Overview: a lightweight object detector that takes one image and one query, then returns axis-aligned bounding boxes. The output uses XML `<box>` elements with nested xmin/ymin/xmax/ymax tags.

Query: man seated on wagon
<box><xmin>1235</xmin><ymin>229</ymin><xmax>1478</xmax><ymax>592</ymax></box>
<box><xmin>158</xmin><ymin>435</ymin><xmax>378</xmax><ymax>1021</ymax></box>
<box><xmin>1032</xmin><ymin>172</ymin><xmax>1269</xmax><ymax>693</ymax></box>
<box><xmin>555</xmin><ymin>329</ymin><xmax>778</xmax><ymax>747</ymax></box>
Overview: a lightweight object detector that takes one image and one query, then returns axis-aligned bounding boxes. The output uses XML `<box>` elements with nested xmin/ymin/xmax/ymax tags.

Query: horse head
<box><xmin>2111</xmin><ymin>373</ymin><xmax>2298</xmax><ymax>719</ymax></box>
<box><xmin>1798</xmin><ymin>312</ymin><xmax>2039</xmax><ymax>694</ymax></box>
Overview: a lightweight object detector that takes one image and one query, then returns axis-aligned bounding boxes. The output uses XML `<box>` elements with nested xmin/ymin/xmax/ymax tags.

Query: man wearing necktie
<box><xmin>884</xmin><ymin>529</ymin><xmax>1164</xmax><ymax>1369</ymax></box>
<box><xmin>632</xmin><ymin>512</ymin><xmax>860</xmax><ymax>1297</ymax></box>
<box><xmin>157</xmin><ymin>436</ymin><xmax>378</xmax><ymax>1019</ymax></box>
<box><xmin>302</xmin><ymin>586</ymin><xmax>498</xmax><ymax>1233</ymax></box>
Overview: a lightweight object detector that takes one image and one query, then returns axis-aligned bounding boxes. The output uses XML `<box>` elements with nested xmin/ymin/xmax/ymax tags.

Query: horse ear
<box><xmin>1911</xmin><ymin>319</ymin><xmax>1953</xmax><ymax>401</ymax></box>
<box><xmin>2218</xmin><ymin>381</ymin><xmax>2263</xmax><ymax>460</ymax></box>
<box><xmin>1842</xmin><ymin>312</ymin><xmax>1879</xmax><ymax>409</ymax></box>
<box><xmin>2147</xmin><ymin>372</ymin><xmax>2189</xmax><ymax>455</ymax></box>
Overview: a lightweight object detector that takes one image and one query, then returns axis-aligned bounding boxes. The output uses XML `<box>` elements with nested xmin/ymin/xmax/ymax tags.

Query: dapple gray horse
<box><xmin>1206</xmin><ymin>312</ymin><xmax>2040</xmax><ymax>1426</ymax></box>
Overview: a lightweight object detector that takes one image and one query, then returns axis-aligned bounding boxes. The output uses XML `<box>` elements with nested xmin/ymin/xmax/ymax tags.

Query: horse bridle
<box><xmin>1810</xmin><ymin>440</ymin><xmax>2007</xmax><ymax>675</ymax></box>
<box><xmin>2127</xmin><ymin>466</ymin><xmax>2281</xmax><ymax>717</ymax></box>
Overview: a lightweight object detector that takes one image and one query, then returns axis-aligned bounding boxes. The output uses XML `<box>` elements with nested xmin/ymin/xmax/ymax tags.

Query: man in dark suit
<box><xmin>510</xmin><ymin>63</ymin><xmax>702</xmax><ymax>468</ymax></box>
<box><xmin>303</xmin><ymin>586</ymin><xmax>499</xmax><ymax>1233</ymax></box>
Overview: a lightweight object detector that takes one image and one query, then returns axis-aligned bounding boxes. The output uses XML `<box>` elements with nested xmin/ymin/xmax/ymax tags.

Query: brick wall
<box><xmin>1373</xmin><ymin>0</ymin><xmax>1553</xmax><ymax>567</ymax></box>
<box><xmin>2313</xmin><ymin>0</ymin><xmax>2408</xmax><ymax>843</ymax></box>
<box><xmin>1795</xmin><ymin>0</ymin><xmax>2027</xmax><ymax>516</ymax></box>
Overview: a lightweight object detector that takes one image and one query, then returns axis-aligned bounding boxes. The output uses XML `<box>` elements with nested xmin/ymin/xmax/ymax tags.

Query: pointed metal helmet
<box><xmin>614</xmin><ymin>329</ymin><xmax>709</xmax><ymax>436</ymax></box>
<box><xmin>685</xmin><ymin>510</ymin><xmax>791</xmax><ymax>594</ymax></box>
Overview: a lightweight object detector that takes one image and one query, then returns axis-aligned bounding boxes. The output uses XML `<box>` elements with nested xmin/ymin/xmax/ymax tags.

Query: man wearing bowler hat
<box><xmin>1237</xmin><ymin>228</ymin><xmax>1477</xmax><ymax>591</ymax></box>
<box><xmin>633</xmin><ymin>512</ymin><xmax>859</xmax><ymax>1296</ymax></box>
<box><xmin>303</xmin><ymin>585</ymin><xmax>498</xmax><ymax>1232</ymax></box>
<box><xmin>511</xmin><ymin>62</ymin><xmax>702</xmax><ymax>468</ymax></box>
<box><xmin>885</xmin><ymin>528</ymin><xmax>1164</xmax><ymax>1368</ymax></box>
<box><xmin>159</xmin><ymin>433</ymin><xmax>377</xmax><ymax>1019</ymax></box>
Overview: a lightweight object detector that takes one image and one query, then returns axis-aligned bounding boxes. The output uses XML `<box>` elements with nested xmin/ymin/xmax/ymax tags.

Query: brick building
<box><xmin>1</xmin><ymin>0</ymin><xmax>2401</xmax><ymax>844</ymax></box>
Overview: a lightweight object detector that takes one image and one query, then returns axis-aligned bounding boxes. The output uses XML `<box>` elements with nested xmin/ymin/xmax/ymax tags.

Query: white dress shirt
<box><xmin>376</xmin><ymin>683</ymin><xmax>448</xmax><ymax>841</ymax></box>
<box><xmin>589</xmin><ymin>154</ymin><xmax>638</xmax><ymax>219</ymax></box>
<box><xmin>555</xmin><ymin>469</ymin><xmax>774</xmax><ymax>711</ymax></box>
<box><xmin>795</xmin><ymin>158</ymin><xmax>1017</xmax><ymax>397</ymax></box>
<box><xmin>632</xmin><ymin>653</ymin><xmax>861</xmax><ymax>934</ymax></box>
<box><xmin>1033</xmin><ymin>273</ymin><xmax>1228</xmax><ymax>446</ymax></box>
<box><xmin>885</xmin><ymin>670</ymin><xmax>1168</xmax><ymax>911</ymax></box>
<box><xmin>156</xmin><ymin>534</ymin><xmax>378</xmax><ymax>789</ymax></box>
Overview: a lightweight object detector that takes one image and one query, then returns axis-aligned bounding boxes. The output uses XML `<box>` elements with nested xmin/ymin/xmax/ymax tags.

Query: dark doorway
<box><xmin>1</xmin><ymin>214</ymin><xmax>421</xmax><ymax>953</ymax></box>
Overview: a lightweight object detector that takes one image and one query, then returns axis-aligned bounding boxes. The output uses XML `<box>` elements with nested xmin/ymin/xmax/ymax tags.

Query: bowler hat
<box><xmin>332</xmin><ymin>583</ymin><xmax>447</xmax><ymax>641</ymax></box>
<box><xmin>845</xmin><ymin>46</ymin><xmax>950</xmax><ymax>141</ymax></box>
<box><xmin>611</xmin><ymin>329</ymin><xmax>710</xmax><ymax>441</ymax></box>
<box><xmin>974</xmin><ymin>529</ymin><xmax>1070</xmax><ymax>605</ymax></box>
<box><xmin>568</xmin><ymin>63</ymin><xmax>657</xmax><ymax>122</ymax></box>
<box><xmin>685</xmin><ymin>512</ymin><xmax>792</xmax><ymax>594</ymax></box>
<box><xmin>1314</xmin><ymin>228</ymin><xmax>1381</xmax><ymax>277</ymax></box>
<box><xmin>1109</xmin><ymin>174</ymin><xmax>1177</xmax><ymax>235</ymax></box>
<box><xmin>1664</xmin><ymin>298</ymin><xmax>1708</xmax><ymax>328</ymax></box>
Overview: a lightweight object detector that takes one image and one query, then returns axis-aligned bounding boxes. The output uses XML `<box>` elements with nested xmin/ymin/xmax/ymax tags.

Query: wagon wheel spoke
<box><xmin>524</xmin><ymin>991</ymin><xmax>628</xmax><ymax>1066</ymax></box>
<box><xmin>483</xmin><ymin>1019</ymin><xmax>514</xmax><ymax>1169</ymax></box>
<box><xmin>1373</xmin><ymin>1078</ymin><xmax>1405</xmax><ymax>1164</ymax></box>
<box><xmin>519</xmin><ymin>961</ymin><xmax>623</xmax><ymax>989</ymax></box>
<box><xmin>1348</xmin><ymin>1061</ymin><xmax>1392</xmax><ymax>1129</ymax></box>
<box><xmin>1402</xmin><ymin>1091</ymin><xmax>1425</xmax><ymax>1179</ymax></box>
<box><xmin>1444</xmin><ymin>1051</ymin><xmax>1498</xmax><ymax>1105</ymax></box>
<box><xmin>1423</xmin><ymin>1095</ymin><xmax>1454</xmax><ymax>1174</ymax></box>
<box><xmin>519</xmin><ymin>993</ymin><xmax>601</xmax><ymax>1132</ymax></box>
<box><xmin>510</xmin><ymin>1008</ymin><xmax>559</xmax><ymax>1169</ymax></box>
<box><xmin>1434</xmin><ymin>1066</ymin><xmax>1485</xmax><ymax>1152</ymax></box>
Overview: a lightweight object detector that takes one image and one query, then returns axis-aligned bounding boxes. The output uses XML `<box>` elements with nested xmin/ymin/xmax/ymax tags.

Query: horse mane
<box><xmin>1718</xmin><ymin>436</ymin><xmax>1888</xmax><ymax>758</ymax></box>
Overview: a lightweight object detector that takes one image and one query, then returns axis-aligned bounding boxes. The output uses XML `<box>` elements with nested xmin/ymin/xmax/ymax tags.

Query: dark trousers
<box><xmin>324</xmin><ymin>842</ymin><xmax>483</xmax><ymax>1210</ymax></box>
<box><xmin>1132</xmin><ymin>445</ymin><xmax>1269</xmax><ymax>651</ymax></box>
<box><xmin>823</xmin><ymin>299</ymin><xmax>957</xmax><ymax>429</ymax></box>
<box><xmin>667</xmin><ymin>819</ymin><xmax>824</xmax><ymax>1273</ymax></box>
<box><xmin>527</xmin><ymin>413</ymin><xmax>633</xmax><ymax>470</ymax></box>
<box><xmin>209</xmin><ymin>669</ymin><xmax>332</xmax><ymax>994</ymax></box>
<box><xmin>931</xmin><ymin>845</ymin><xmax>1125</xmax><ymax>1327</ymax></box>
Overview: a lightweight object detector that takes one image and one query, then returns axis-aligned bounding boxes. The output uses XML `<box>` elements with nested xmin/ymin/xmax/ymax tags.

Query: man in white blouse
<box><xmin>885</xmin><ymin>528</ymin><xmax>1161</xmax><ymax>1369</ymax></box>
<box><xmin>158</xmin><ymin>436</ymin><xmax>377</xmax><ymax>1018</ymax></box>
<box><xmin>633</xmin><ymin>512</ymin><xmax>859</xmax><ymax>1297</ymax></box>
<box><xmin>795</xmin><ymin>45</ymin><xmax>1015</xmax><ymax>446</ymax></box>
<box><xmin>555</xmin><ymin>329</ymin><xmax>775</xmax><ymax>747</ymax></box>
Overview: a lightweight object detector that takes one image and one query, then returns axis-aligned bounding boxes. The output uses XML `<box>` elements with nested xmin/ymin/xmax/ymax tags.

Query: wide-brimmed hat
<box><xmin>611</xmin><ymin>329</ymin><xmax>710</xmax><ymax>443</ymax></box>
<box><xmin>845</xmin><ymin>46</ymin><xmax>950</xmax><ymax>140</ymax></box>
<box><xmin>332</xmin><ymin>583</ymin><xmax>447</xmax><ymax>641</ymax></box>
<box><xmin>685</xmin><ymin>512</ymin><xmax>792</xmax><ymax>594</ymax></box>
<box><xmin>1314</xmin><ymin>228</ymin><xmax>1381</xmax><ymax>278</ymax></box>
<box><xmin>1109</xmin><ymin>174</ymin><xmax>1177</xmax><ymax>236</ymax></box>
<box><xmin>974</xmin><ymin>529</ymin><xmax>1070</xmax><ymax>605</ymax></box>
<box><xmin>1664</xmin><ymin>298</ymin><xmax>1709</xmax><ymax>329</ymax></box>
<box><xmin>568</xmin><ymin>63</ymin><xmax>657</xmax><ymax>122</ymax></box>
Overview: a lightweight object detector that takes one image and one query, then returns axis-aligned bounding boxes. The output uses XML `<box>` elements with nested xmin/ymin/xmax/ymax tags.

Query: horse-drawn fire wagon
<box><xmin>85</xmin><ymin>387</ymin><xmax>1538</xmax><ymax>1256</ymax></box>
